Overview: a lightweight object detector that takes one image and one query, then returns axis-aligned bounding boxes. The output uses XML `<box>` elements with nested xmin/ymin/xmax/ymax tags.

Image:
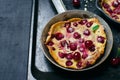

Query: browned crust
<box><xmin>45</xmin><ymin>18</ymin><xmax>107</xmax><ymax>69</ymax></box>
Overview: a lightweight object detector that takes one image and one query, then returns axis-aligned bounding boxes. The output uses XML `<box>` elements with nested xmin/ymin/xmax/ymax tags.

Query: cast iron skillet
<box><xmin>96</xmin><ymin>0</ymin><xmax>120</xmax><ymax>24</ymax></box>
<box><xmin>40</xmin><ymin>0</ymin><xmax>113</xmax><ymax>71</ymax></box>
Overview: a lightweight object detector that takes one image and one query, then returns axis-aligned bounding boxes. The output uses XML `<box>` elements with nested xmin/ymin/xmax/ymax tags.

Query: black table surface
<box><xmin>0</xmin><ymin>0</ymin><xmax>32</xmax><ymax>80</ymax></box>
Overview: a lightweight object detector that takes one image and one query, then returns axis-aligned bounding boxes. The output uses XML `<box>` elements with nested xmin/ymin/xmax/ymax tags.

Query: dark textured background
<box><xmin>0</xmin><ymin>0</ymin><xmax>32</xmax><ymax>80</ymax></box>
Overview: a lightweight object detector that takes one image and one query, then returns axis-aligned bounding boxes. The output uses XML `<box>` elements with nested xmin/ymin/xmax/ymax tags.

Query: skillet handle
<box><xmin>51</xmin><ymin>0</ymin><xmax>66</xmax><ymax>13</ymax></box>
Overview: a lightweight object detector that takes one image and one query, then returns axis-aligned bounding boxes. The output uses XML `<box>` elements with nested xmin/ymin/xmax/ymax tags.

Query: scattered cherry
<box><xmin>66</xmin><ymin>60</ymin><xmax>73</xmax><ymax>66</ymax></box>
<box><xmin>111</xmin><ymin>48</ymin><xmax>120</xmax><ymax>66</ymax></box>
<box><xmin>73</xmin><ymin>32</ymin><xmax>81</xmax><ymax>39</ymax></box>
<box><xmin>111</xmin><ymin>47</ymin><xmax>120</xmax><ymax>66</ymax></box>
<box><xmin>55</xmin><ymin>32</ymin><xmax>64</xmax><ymax>40</ymax></box>
<box><xmin>73</xmin><ymin>52</ymin><xmax>81</xmax><ymax>60</ymax></box>
<box><xmin>111</xmin><ymin>57</ymin><xmax>120</xmax><ymax>66</ymax></box>
<box><xmin>72</xmin><ymin>0</ymin><xmax>80</xmax><ymax>7</ymax></box>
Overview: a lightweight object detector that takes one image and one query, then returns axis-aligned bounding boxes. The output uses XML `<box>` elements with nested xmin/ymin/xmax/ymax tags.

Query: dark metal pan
<box><xmin>40</xmin><ymin>0</ymin><xmax>113</xmax><ymax>71</ymax></box>
<box><xmin>96</xmin><ymin>0</ymin><xmax>120</xmax><ymax>24</ymax></box>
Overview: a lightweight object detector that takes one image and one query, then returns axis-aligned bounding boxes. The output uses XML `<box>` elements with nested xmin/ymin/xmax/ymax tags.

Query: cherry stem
<box><xmin>116</xmin><ymin>47</ymin><xmax>120</xmax><ymax>57</ymax></box>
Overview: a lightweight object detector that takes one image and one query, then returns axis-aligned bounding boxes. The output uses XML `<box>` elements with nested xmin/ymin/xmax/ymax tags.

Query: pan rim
<box><xmin>40</xmin><ymin>10</ymin><xmax>113</xmax><ymax>71</ymax></box>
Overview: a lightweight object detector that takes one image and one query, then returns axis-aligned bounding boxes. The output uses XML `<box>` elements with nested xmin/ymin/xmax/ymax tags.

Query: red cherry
<box><xmin>66</xmin><ymin>53</ymin><xmax>73</xmax><ymax>60</ymax></box>
<box><xmin>83</xmin><ymin>29</ymin><xmax>90</xmax><ymax>36</ymax></box>
<box><xmin>47</xmin><ymin>41</ymin><xmax>54</xmax><ymax>46</ymax></box>
<box><xmin>86</xmin><ymin>61</ymin><xmax>91</xmax><ymax>66</ymax></box>
<box><xmin>64</xmin><ymin>22</ymin><xmax>71</xmax><ymax>28</ymax></box>
<box><xmin>79</xmin><ymin>47</ymin><xmax>85</xmax><ymax>52</ymax></box>
<box><xmin>112</xmin><ymin>15</ymin><xmax>119</xmax><ymax>19</ymax></box>
<box><xmin>67</xmin><ymin>27</ymin><xmax>74</xmax><ymax>33</ymax></box>
<box><xmin>78</xmin><ymin>19</ymin><xmax>87</xmax><ymax>25</ymax></box>
<box><xmin>117</xmin><ymin>0</ymin><xmax>120</xmax><ymax>4</ymax></box>
<box><xmin>73</xmin><ymin>22</ymin><xmax>78</xmax><ymax>27</ymax></box>
<box><xmin>76</xmin><ymin>61</ymin><xmax>82</xmax><ymax>68</ymax></box>
<box><xmin>88</xmin><ymin>45</ymin><xmax>95</xmax><ymax>52</ymax></box>
<box><xmin>73</xmin><ymin>32</ymin><xmax>81</xmax><ymax>39</ymax></box>
<box><xmin>66</xmin><ymin>60</ymin><xmax>73</xmax><ymax>66</ymax></box>
<box><xmin>107</xmin><ymin>8</ymin><xmax>113</xmax><ymax>14</ymax></box>
<box><xmin>102</xmin><ymin>2</ymin><xmax>109</xmax><ymax>8</ymax></box>
<box><xmin>85</xmin><ymin>40</ymin><xmax>93</xmax><ymax>48</ymax></box>
<box><xmin>97</xmin><ymin>36</ymin><xmax>105</xmax><ymax>43</ymax></box>
<box><xmin>55</xmin><ymin>32</ymin><xmax>64</xmax><ymax>40</ymax></box>
<box><xmin>111</xmin><ymin>12</ymin><xmax>119</xmax><ymax>19</ymax></box>
<box><xmin>113</xmin><ymin>5</ymin><xmax>120</xmax><ymax>14</ymax></box>
<box><xmin>112</xmin><ymin>1</ymin><xmax>119</xmax><ymax>7</ymax></box>
<box><xmin>58</xmin><ymin>52</ymin><xmax>67</xmax><ymax>58</ymax></box>
<box><xmin>86</xmin><ymin>21</ymin><xmax>93</xmax><ymax>27</ymax></box>
<box><xmin>69</xmin><ymin>42</ymin><xmax>77</xmax><ymax>51</ymax></box>
<box><xmin>72</xmin><ymin>0</ymin><xmax>80</xmax><ymax>7</ymax></box>
<box><xmin>73</xmin><ymin>52</ymin><xmax>81</xmax><ymax>60</ymax></box>
<box><xmin>111</xmin><ymin>57</ymin><xmax>120</xmax><ymax>66</ymax></box>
